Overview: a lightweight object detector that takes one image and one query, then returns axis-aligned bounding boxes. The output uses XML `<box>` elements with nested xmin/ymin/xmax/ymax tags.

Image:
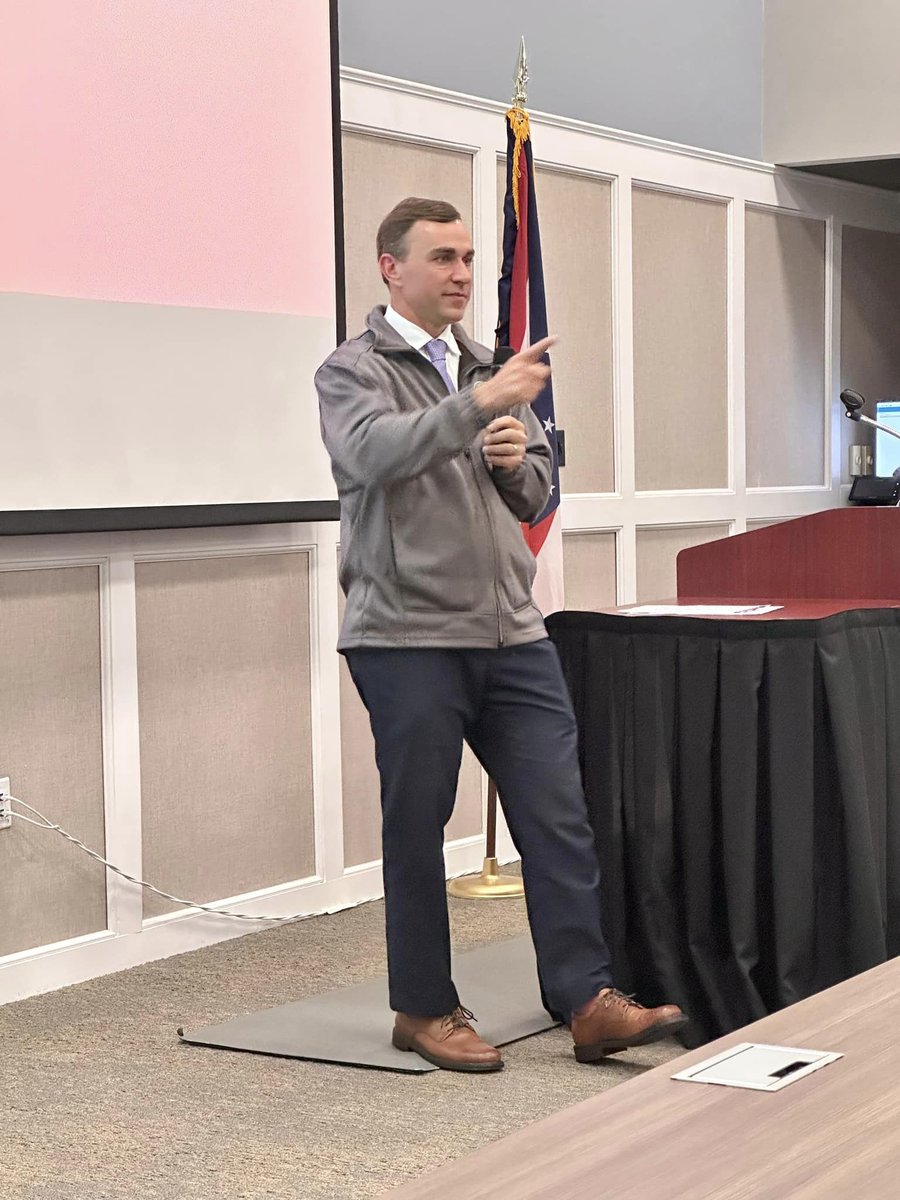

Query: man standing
<box><xmin>316</xmin><ymin>197</ymin><xmax>685</xmax><ymax>1072</ymax></box>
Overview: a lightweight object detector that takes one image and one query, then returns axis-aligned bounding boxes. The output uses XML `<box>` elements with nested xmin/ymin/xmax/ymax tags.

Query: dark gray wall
<box><xmin>338</xmin><ymin>0</ymin><xmax>764</xmax><ymax>160</ymax></box>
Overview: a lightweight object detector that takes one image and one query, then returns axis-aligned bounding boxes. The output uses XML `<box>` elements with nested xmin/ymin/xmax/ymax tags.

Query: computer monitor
<box><xmin>875</xmin><ymin>400</ymin><xmax>900</xmax><ymax>477</ymax></box>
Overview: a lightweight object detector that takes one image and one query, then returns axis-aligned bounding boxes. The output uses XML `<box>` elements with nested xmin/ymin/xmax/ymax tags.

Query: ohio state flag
<box><xmin>496</xmin><ymin>105</ymin><xmax>563</xmax><ymax>616</ymax></box>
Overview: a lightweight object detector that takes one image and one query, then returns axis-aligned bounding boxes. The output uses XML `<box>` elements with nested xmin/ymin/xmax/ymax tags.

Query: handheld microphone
<box><xmin>483</xmin><ymin>347</ymin><xmax>517</xmax><ymax>459</ymax></box>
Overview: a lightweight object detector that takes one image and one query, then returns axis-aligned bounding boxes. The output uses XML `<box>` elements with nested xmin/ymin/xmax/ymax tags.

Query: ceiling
<box><xmin>791</xmin><ymin>159</ymin><xmax>900</xmax><ymax>191</ymax></box>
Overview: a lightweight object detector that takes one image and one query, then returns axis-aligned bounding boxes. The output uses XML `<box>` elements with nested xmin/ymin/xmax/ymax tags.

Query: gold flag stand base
<box><xmin>447</xmin><ymin>857</ymin><xmax>525</xmax><ymax>899</ymax></box>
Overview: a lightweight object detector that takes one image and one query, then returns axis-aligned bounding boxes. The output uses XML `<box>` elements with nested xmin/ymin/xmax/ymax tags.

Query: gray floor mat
<box><xmin>177</xmin><ymin>935</ymin><xmax>557</xmax><ymax>1073</ymax></box>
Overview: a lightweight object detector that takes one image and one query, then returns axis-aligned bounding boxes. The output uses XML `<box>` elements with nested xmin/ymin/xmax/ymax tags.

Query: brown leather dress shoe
<box><xmin>392</xmin><ymin>1006</ymin><xmax>504</xmax><ymax>1072</ymax></box>
<box><xmin>571</xmin><ymin>988</ymin><xmax>688</xmax><ymax>1063</ymax></box>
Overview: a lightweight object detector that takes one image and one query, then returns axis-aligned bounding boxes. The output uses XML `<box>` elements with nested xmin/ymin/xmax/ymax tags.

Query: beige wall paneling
<box><xmin>745</xmin><ymin>208</ymin><xmax>826</xmax><ymax>488</ymax></box>
<box><xmin>341</xmin><ymin>131</ymin><xmax>474</xmax><ymax>338</ymax></box>
<box><xmin>136</xmin><ymin>553</ymin><xmax>316</xmax><ymax>919</ymax></box>
<box><xmin>632</xmin><ymin>187</ymin><xmax>729</xmax><ymax>492</ymax></box>
<box><xmin>497</xmin><ymin>163</ymin><xmax>616</xmax><ymax>494</ymax></box>
<box><xmin>0</xmin><ymin>566</ymin><xmax>107</xmax><ymax>956</ymax></box>
<box><xmin>635</xmin><ymin>525</ymin><xmax>731</xmax><ymax>603</ymax></box>
<box><xmin>336</xmin><ymin>575</ymin><xmax>483</xmax><ymax>870</ymax></box>
<box><xmin>563</xmin><ymin>532</ymin><xmax>618</xmax><ymax>612</ymax></box>
<box><xmin>338</xmin><ymin>652</ymin><xmax>381</xmax><ymax>869</ymax></box>
<box><xmin>840</xmin><ymin>226</ymin><xmax>900</xmax><ymax>483</ymax></box>
<box><xmin>746</xmin><ymin>518</ymin><xmax>789</xmax><ymax>531</ymax></box>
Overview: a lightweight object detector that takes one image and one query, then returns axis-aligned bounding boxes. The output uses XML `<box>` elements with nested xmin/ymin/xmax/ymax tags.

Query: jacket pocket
<box><xmin>388</xmin><ymin>464</ymin><xmax>494</xmax><ymax>613</ymax></box>
<box><xmin>497</xmin><ymin>510</ymin><xmax>537</xmax><ymax>611</ymax></box>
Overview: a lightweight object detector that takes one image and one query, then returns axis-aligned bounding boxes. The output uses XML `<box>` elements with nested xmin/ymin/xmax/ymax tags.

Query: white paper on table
<box><xmin>620</xmin><ymin>604</ymin><xmax>783</xmax><ymax>617</ymax></box>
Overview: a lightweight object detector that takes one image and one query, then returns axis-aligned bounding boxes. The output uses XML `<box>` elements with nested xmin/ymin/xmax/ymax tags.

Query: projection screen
<box><xmin>0</xmin><ymin>0</ymin><xmax>341</xmax><ymax>517</ymax></box>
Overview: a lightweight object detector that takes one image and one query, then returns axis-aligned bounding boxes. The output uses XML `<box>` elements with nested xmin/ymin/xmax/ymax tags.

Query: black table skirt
<box><xmin>546</xmin><ymin>608</ymin><xmax>900</xmax><ymax>1046</ymax></box>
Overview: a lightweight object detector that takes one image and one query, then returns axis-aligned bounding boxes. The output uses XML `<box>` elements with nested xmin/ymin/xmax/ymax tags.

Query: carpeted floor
<box><xmin>0</xmin><ymin>885</ymin><xmax>685</xmax><ymax>1200</ymax></box>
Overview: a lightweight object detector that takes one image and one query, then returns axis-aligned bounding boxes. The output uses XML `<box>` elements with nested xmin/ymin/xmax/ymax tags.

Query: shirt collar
<box><xmin>365</xmin><ymin>307</ymin><xmax>492</xmax><ymax>369</ymax></box>
<box><xmin>384</xmin><ymin>305</ymin><xmax>460</xmax><ymax>357</ymax></box>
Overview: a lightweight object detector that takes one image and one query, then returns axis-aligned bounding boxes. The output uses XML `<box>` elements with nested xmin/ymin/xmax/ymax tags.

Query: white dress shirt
<box><xmin>384</xmin><ymin>305</ymin><xmax>461</xmax><ymax>390</ymax></box>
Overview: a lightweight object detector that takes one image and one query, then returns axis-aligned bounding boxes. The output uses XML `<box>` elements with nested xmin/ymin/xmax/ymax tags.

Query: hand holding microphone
<box><xmin>482</xmin><ymin>414</ymin><xmax>528</xmax><ymax>470</ymax></box>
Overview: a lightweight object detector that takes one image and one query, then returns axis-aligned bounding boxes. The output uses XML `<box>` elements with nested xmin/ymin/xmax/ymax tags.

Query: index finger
<box><xmin>519</xmin><ymin>335</ymin><xmax>558</xmax><ymax>360</ymax></box>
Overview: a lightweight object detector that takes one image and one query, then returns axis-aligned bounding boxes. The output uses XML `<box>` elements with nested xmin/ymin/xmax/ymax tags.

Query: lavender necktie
<box><xmin>422</xmin><ymin>338</ymin><xmax>456</xmax><ymax>393</ymax></box>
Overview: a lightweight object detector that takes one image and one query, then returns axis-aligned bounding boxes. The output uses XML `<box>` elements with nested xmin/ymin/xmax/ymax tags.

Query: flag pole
<box><xmin>448</xmin><ymin>38</ymin><xmax>530</xmax><ymax>902</ymax></box>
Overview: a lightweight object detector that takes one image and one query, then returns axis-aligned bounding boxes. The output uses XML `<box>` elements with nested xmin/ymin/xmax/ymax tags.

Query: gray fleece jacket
<box><xmin>316</xmin><ymin>306</ymin><xmax>552</xmax><ymax>650</ymax></box>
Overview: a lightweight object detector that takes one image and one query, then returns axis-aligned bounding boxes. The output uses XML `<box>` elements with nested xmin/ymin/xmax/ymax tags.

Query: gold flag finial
<box><xmin>512</xmin><ymin>36</ymin><xmax>528</xmax><ymax>107</ymax></box>
<box><xmin>506</xmin><ymin>37</ymin><xmax>531</xmax><ymax>227</ymax></box>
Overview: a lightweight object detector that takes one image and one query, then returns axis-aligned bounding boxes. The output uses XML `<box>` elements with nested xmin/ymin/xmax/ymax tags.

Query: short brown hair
<box><xmin>376</xmin><ymin>197</ymin><xmax>462</xmax><ymax>261</ymax></box>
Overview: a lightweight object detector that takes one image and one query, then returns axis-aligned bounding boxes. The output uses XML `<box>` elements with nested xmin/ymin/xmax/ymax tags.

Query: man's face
<box><xmin>380</xmin><ymin>219</ymin><xmax>474</xmax><ymax>335</ymax></box>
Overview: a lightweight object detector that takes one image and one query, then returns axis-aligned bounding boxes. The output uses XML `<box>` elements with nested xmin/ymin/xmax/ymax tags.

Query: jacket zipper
<box><xmin>460</xmin><ymin>360</ymin><xmax>505</xmax><ymax>646</ymax></box>
<box><xmin>465</xmin><ymin>447</ymin><xmax>504</xmax><ymax>646</ymax></box>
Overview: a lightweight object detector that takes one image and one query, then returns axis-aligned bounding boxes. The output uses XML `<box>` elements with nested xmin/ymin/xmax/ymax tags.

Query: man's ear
<box><xmin>378</xmin><ymin>253</ymin><xmax>401</xmax><ymax>286</ymax></box>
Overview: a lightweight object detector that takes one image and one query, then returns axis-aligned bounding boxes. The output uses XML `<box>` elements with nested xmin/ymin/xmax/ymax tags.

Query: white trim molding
<box><xmin>4</xmin><ymin>69</ymin><xmax>900</xmax><ymax>1003</ymax></box>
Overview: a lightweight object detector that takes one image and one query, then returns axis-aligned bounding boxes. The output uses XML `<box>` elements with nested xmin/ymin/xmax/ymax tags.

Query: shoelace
<box><xmin>442</xmin><ymin>1006</ymin><xmax>477</xmax><ymax>1034</ymax></box>
<box><xmin>599</xmin><ymin>988</ymin><xmax>645</xmax><ymax>1011</ymax></box>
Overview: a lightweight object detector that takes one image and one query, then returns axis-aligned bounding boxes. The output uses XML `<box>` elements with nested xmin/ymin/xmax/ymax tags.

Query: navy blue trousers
<box><xmin>345</xmin><ymin>640</ymin><xmax>613</xmax><ymax>1019</ymax></box>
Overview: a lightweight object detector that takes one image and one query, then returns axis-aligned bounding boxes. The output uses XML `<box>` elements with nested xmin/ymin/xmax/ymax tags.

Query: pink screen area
<box><xmin>0</xmin><ymin>0</ymin><xmax>335</xmax><ymax>318</ymax></box>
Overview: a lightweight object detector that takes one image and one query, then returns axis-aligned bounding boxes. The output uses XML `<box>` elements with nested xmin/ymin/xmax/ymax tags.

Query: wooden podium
<box><xmin>677</xmin><ymin>507</ymin><xmax>900</xmax><ymax>602</ymax></box>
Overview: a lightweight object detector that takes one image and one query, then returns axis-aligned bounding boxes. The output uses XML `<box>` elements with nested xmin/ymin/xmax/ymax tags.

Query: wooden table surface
<box><xmin>381</xmin><ymin>957</ymin><xmax>900</xmax><ymax>1199</ymax></box>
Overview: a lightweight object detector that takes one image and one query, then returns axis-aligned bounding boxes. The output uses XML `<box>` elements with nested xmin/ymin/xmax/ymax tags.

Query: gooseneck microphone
<box><xmin>842</xmin><ymin>388</ymin><xmax>900</xmax><ymax>504</ymax></box>
<box><xmin>840</xmin><ymin>388</ymin><xmax>900</xmax><ymax>443</ymax></box>
<box><xmin>840</xmin><ymin>390</ymin><xmax>865</xmax><ymax>420</ymax></box>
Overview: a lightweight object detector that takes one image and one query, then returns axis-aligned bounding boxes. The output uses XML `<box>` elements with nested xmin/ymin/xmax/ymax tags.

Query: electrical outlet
<box><xmin>0</xmin><ymin>777</ymin><xmax>11</xmax><ymax>830</ymax></box>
